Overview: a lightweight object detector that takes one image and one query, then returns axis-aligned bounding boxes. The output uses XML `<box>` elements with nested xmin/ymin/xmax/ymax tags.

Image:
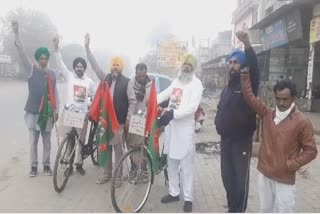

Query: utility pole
<box><xmin>198</xmin><ymin>38</ymin><xmax>210</xmax><ymax>75</ymax></box>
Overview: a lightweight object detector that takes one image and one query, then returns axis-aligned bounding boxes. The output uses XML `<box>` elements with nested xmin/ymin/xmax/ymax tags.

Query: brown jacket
<box><xmin>241</xmin><ymin>72</ymin><xmax>318</xmax><ymax>185</ymax></box>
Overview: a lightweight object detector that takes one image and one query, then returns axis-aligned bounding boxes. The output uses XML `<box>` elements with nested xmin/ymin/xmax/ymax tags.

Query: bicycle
<box><xmin>53</xmin><ymin>104</ymin><xmax>99</xmax><ymax>193</ymax></box>
<box><xmin>110</xmin><ymin>113</ymin><xmax>168</xmax><ymax>213</ymax></box>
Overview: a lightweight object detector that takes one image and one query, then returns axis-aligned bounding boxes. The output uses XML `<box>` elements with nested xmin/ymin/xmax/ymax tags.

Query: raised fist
<box><xmin>236</xmin><ymin>31</ymin><xmax>250</xmax><ymax>45</ymax></box>
<box><xmin>84</xmin><ymin>33</ymin><xmax>90</xmax><ymax>49</ymax></box>
<box><xmin>52</xmin><ymin>34</ymin><xmax>59</xmax><ymax>50</ymax></box>
<box><xmin>11</xmin><ymin>21</ymin><xmax>19</xmax><ymax>35</ymax></box>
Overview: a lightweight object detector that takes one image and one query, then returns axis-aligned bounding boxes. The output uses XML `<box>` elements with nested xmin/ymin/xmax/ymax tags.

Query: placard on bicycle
<box><xmin>128</xmin><ymin>114</ymin><xmax>146</xmax><ymax>137</ymax></box>
<box><xmin>62</xmin><ymin>109</ymin><xmax>86</xmax><ymax>129</ymax></box>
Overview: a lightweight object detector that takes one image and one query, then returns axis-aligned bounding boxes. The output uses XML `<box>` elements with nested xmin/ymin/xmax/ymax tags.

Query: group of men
<box><xmin>13</xmin><ymin>20</ymin><xmax>201</xmax><ymax>213</ymax></box>
<box><xmin>12</xmin><ymin>18</ymin><xmax>318</xmax><ymax>213</ymax></box>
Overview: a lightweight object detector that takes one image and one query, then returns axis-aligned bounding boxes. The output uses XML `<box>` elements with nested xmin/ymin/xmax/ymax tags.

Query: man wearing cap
<box><xmin>84</xmin><ymin>33</ymin><xmax>137</xmax><ymax>184</ymax></box>
<box><xmin>157</xmin><ymin>54</ymin><xmax>203</xmax><ymax>213</ymax></box>
<box><xmin>12</xmin><ymin>21</ymin><xmax>60</xmax><ymax>177</ymax></box>
<box><xmin>214</xmin><ymin>31</ymin><xmax>260</xmax><ymax>212</ymax></box>
<box><xmin>53</xmin><ymin>35</ymin><xmax>95</xmax><ymax>176</ymax></box>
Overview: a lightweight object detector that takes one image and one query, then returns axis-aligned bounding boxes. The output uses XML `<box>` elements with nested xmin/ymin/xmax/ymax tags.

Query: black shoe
<box><xmin>183</xmin><ymin>201</ymin><xmax>192</xmax><ymax>213</ymax></box>
<box><xmin>67</xmin><ymin>166</ymin><xmax>74</xmax><ymax>176</ymax></box>
<box><xmin>29</xmin><ymin>166</ymin><xmax>37</xmax><ymax>177</ymax></box>
<box><xmin>44</xmin><ymin>166</ymin><xmax>52</xmax><ymax>176</ymax></box>
<box><xmin>161</xmin><ymin>194</ymin><xmax>180</xmax><ymax>203</ymax></box>
<box><xmin>76</xmin><ymin>165</ymin><xmax>86</xmax><ymax>176</ymax></box>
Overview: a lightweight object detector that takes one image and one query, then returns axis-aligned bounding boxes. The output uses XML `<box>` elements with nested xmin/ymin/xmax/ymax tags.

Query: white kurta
<box><xmin>54</xmin><ymin>51</ymin><xmax>95</xmax><ymax>110</ymax></box>
<box><xmin>157</xmin><ymin>75</ymin><xmax>203</xmax><ymax>160</ymax></box>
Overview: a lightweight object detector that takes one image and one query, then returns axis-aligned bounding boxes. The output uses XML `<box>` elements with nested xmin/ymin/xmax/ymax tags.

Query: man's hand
<box><xmin>124</xmin><ymin>119</ymin><xmax>130</xmax><ymax>133</ymax></box>
<box><xmin>11</xmin><ymin>21</ymin><xmax>19</xmax><ymax>36</ymax></box>
<box><xmin>52</xmin><ymin>34</ymin><xmax>59</xmax><ymax>51</ymax></box>
<box><xmin>157</xmin><ymin>106</ymin><xmax>163</xmax><ymax>117</ymax></box>
<box><xmin>84</xmin><ymin>33</ymin><xmax>90</xmax><ymax>49</ymax></box>
<box><xmin>158</xmin><ymin>109</ymin><xmax>174</xmax><ymax>127</ymax></box>
<box><xmin>236</xmin><ymin>31</ymin><xmax>251</xmax><ymax>48</ymax></box>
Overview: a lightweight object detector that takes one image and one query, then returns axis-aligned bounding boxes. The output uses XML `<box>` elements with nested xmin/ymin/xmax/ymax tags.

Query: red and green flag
<box><xmin>89</xmin><ymin>81</ymin><xmax>119</xmax><ymax>166</ymax></box>
<box><xmin>145</xmin><ymin>80</ymin><xmax>161</xmax><ymax>173</ymax></box>
<box><xmin>37</xmin><ymin>74</ymin><xmax>56</xmax><ymax>131</ymax></box>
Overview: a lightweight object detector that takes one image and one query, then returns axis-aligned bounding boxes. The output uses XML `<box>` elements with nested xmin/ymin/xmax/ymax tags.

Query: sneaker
<box><xmin>29</xmin><ymin>167</ymin><xmax>37</xmax><ymax>177</ymax></box>
<box><xmin>138</xmin><ymin>171</ymin><xmax>149</xmax><ymax>183</ymax></box>
<box><xmin>161</xmin><ymin>194</ymin><xmax>180</xmax><ymax>203</ymax></box>
<box><xmin>67</xmin><ymin>166</ymin><xmax>74</xmax><ymax>176</ymax></box>
<box><xmin>96</xmin><ymin>175</ymin><xmax>111</xmax><ymax>184</ymax></box>
<box><xmin>44</xmin><ymin>166</ymin><xmax>53</xmax><ymax>176</ymax></box>
<box><xmin>76</xmin><ymin>165</ymin><xmax>86</xmax><ymax>176</ymax></box>
<box><xmin>183</xmin><ymin>201</ymin><xmax>192</xmax><ymax>213</ymax></box>
<box><xmin>128</xmin><ymin>170</ymin><xmax>137</xmax><ymax>183</ymax></box>
<box><xmin>115</xmin><ymin>178</ymin><xmax>122</xmax><ymax>188</ymax></box>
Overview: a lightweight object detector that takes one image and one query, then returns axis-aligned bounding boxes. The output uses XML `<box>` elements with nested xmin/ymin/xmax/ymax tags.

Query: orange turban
<box><xmin>109</xmin><ymin>56</ymin><xmax>124</xmax><ymax>71</ymax></box>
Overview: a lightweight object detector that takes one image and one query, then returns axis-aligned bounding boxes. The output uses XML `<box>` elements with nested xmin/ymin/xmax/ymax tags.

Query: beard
<box><xmin>229</xmin><ymin>69</ymin><xmax>240</xmax><ymax>80</ymax></box>
<box><xmin>178</xmin><ymin>70</ymin><xmax>193</xmax><ymax>84</ymax></box>
<box><xmin>75</xmin><ymin>70</ymin><xmax>84</xmax><ymax>78</ymax></box>
<box><xmin>111</xmin><ymin>70</ymin><xmax>119</xmax><ymax>79</ymax></box>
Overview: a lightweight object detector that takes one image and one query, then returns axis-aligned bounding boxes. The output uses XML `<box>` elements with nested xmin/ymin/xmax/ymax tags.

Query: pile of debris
<box><xmin>195</xmin><ymin>141</ymin><xmax>221</xmax><ymax>156</ymax></box>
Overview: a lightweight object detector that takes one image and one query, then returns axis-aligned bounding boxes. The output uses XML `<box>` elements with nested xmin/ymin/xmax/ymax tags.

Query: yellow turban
<box><xmin>110</xmin><ymin>56</ymin><xmax>124</xmax><ymax>71</ymax></box>
<box><xmin>182</xmin><ymin>54</ymin><xmax>197</xmax><ymax>69</ymax></box>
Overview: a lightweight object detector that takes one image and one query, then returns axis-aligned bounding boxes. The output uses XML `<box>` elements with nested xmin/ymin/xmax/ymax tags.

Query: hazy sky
<box><xmin>0</xmin><ymin>0</ymin><xmax>237</xmax><ymax>64</ymax></box>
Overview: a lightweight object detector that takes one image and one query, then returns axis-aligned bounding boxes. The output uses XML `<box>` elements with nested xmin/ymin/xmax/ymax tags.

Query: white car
<box><xmin>130</xmin><ymin>73</ymin><xmax>172</xmax><ymax>94</ymax></box>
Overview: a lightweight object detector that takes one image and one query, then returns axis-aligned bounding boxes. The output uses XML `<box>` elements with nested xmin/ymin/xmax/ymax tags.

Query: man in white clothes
<box><xmin>157</xmin><ymin>54</ymin><xmax>203</xmax><ymax>213</ymax></box>
<box><xmin>53</xmin><ymin>36</ymin><xmax>95</xmax><ymax>175</ymax></box>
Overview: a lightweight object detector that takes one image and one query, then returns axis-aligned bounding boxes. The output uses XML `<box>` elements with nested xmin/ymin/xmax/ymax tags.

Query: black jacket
<box><xmin>214</xmin><ymin>47</ymin><xmax>260</xmax><ymax>140</ymax></box>
<box><xmin>105</xmin><ymin>73</ymin><xmax>129</xmax><ymax>124</ymax></box>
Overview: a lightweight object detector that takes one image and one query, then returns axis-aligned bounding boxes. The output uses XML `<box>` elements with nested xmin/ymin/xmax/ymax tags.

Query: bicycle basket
<box><xmin>62</xmin><ymin>109</ymin><xmax>86</xmax><ymax>129</ymax></box>
<box><xmin>128</xmin><ymin>114</ymin><xmax>146</xmax><ymax>137</ymax></box>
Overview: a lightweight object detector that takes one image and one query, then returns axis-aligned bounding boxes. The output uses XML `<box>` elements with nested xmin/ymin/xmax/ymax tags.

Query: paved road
<box><xmin>0</xmin><ymin>80</ymin><xmax>320</xmax><ymax>212</ymax></box>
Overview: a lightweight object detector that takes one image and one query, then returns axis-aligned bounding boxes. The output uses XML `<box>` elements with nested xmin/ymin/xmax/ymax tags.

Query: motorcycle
<box><xmin>194</xmin><ymin>105</ymin><xmax>205</xmax><ymax>133</ymax></box>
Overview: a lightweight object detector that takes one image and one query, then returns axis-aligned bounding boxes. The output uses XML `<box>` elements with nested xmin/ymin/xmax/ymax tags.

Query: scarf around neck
<box><xmin>274</xmin><ymin>103</ymin><xmax>295</xmax><ymax>125</ymax></box>
<box><xmin>133</xmin><ymin>76</ymin><xmax>151</xmax><ymax>102</ymax></box>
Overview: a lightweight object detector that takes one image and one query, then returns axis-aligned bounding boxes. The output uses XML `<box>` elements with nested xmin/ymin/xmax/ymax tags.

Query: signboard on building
<box><xmin>307</xmin><ymin>44</ymin><xmax>314</xmax><ymax>100</ymax></box>
<box><xmin>261</xmin><ymin>19</ymin><xmax>288</xmax><ymax>50</ymax></box>
<box><xmin>313</xmin><ymin>3</ymin><xmax>320</xmax><ymax>17</ymax></box>
<box><xmin>284</xmin><ymin>9</ymin><xmax>303</xmax><ymax>42</ymax></box>
<box><xmin>310</xmin><ymin>17</ymin><xmax>320</xmax><ymax>44</ymax></box>
<box><xmin>156</xmin><ymin>40</ymin><xmax>187</xmax><ymax>75</ymax></box>
<box><xmin>0</xmin><ymin>55</ymin><xmax>12</xmax><ymax>64</ymax></box>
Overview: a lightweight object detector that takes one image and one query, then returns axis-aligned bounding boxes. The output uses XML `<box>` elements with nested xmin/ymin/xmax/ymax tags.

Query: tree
<box><xmin>60</xmin><ymin>43</ymin><xmax>86</xmax><ymax>71</ymax></box>
<box><xmin>0</xmin><ymin>7</ymin><xmax>58</xmax><ymax>79</ymax></box>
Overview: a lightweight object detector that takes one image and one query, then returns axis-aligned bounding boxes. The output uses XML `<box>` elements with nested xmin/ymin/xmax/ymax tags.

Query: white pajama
<box><xmin>168</xmin><ymin>148</ymin><xmax>194</xmax><ymax>202</ymax></box>
<box><xmin>258</xmin><ymin>172</ymin><xmax>296</xmax><ymax>213</ymax></box>
<box><xmin>157</xmin><ymin>75</ymin><xmax>203</xmax><ymax>203</ymax></box>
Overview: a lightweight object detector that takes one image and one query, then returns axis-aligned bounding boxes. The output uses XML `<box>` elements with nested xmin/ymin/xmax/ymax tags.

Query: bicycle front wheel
<box><xmin>88</xmin><ymin>122</ymin><xmax>99</xmax><ymax>166</ymax></box>
<box><xmin>111</xmin><ymin>147</ymin><xmax>153</xmax><ymax>213</ymax></box>
<box><xmin>90</xmin><ymin>139</ymin><xmax>99</xmax><ymax>166</ymax></box>
<box><xmin>53</xmin><ymin>135</ymin><xmax>74</xmax><ymax>193</ymax></box>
